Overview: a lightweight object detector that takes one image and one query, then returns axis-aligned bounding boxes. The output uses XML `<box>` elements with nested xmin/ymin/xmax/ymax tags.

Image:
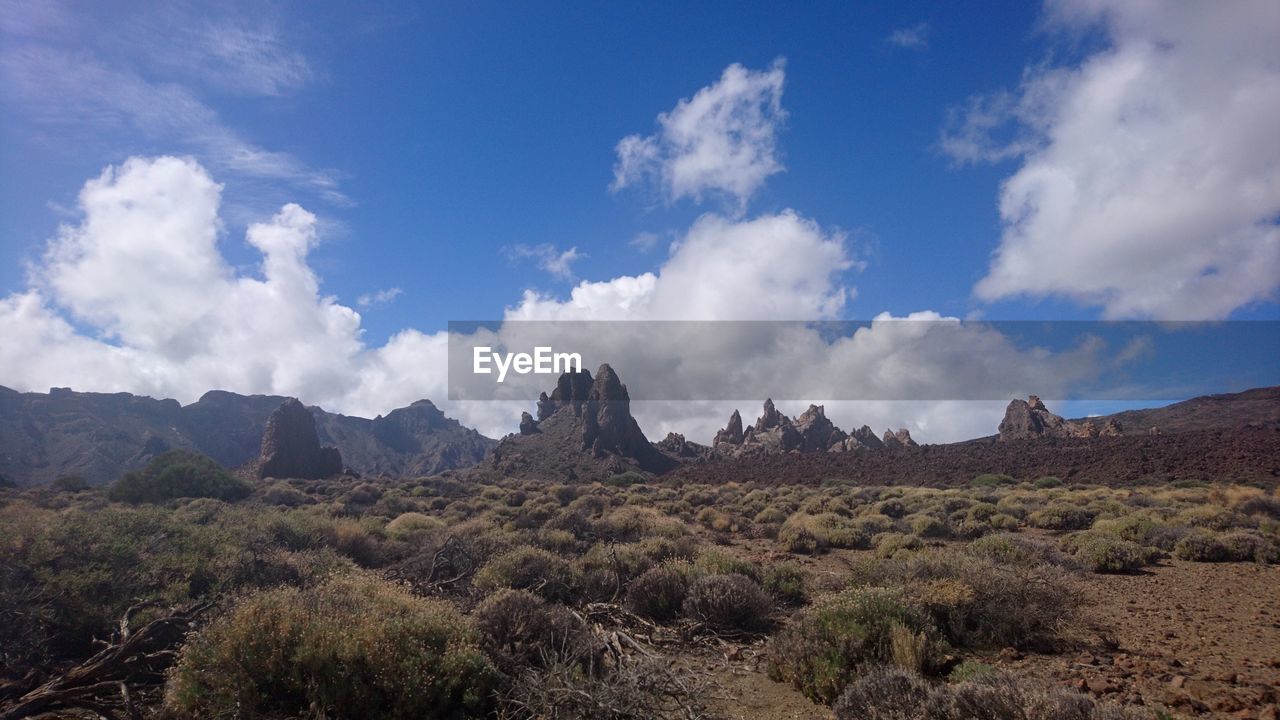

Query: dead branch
<box><xmin>0</xmin><ymin>601</ymin><xmax>211</xmax><ymax>720</ymax></box>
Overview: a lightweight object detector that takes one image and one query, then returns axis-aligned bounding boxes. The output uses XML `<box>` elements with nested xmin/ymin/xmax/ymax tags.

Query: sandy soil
<box><xmin>686</xmin><ymin>554</ymin><xmax>1279</xmax><ymax>720</ymax></box>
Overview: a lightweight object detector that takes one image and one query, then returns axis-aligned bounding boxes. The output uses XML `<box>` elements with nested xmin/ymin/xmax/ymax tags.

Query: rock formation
<box><xmin>882</xmin><ymin>428</ymin><xmax>917</xmax><ymax>448</ymax></box>
<box><xmin>256</xmin><ymin>398</ymin><xmax>344</xmax><ymax>479</ymax></box>
<box><xmin>490</xmin><ymin>364</ymin><xmax>678</xmax><ymax>479</ymax></box>
<box><xmin>713</xmin><ymin>410</ymin><xmax>744</xmax><ymax>446</ymax></box>
<box><xmin>710</xmin><ymin>401</ymin><xmax>915</xmax><ymax>457</ymax></box>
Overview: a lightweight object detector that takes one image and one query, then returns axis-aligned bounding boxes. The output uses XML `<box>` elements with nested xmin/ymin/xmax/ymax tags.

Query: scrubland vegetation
<box><xmin>1</xmin><ymin>458</ymin><xmax>1277</xmax><ymax>718</ymax></box>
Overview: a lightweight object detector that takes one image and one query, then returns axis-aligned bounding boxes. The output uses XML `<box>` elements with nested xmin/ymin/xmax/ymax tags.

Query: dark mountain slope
<box><xmin>0</xmin><ymin>386</ymin><xmax>495</xmax><ymax>486</ymax></box>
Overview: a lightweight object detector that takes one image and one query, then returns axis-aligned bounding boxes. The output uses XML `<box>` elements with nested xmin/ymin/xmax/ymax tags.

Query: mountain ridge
<box><xmin>0</xmin><ymin>386</ymin><xmax>495</xmax><ymax>486</ymax></box>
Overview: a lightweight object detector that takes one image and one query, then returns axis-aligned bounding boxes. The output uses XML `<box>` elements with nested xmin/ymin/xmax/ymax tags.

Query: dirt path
<box><xmin>1000</xmin><ymin>559</ymin><xmax>1280</xmax><ymax>718</ymax></box>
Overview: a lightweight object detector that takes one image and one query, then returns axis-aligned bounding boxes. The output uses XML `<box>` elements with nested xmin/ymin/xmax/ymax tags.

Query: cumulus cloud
<box><xmin>611</xmin><ymin>60</ymin><xmax>787</xmax><ymax>210</ymax></box>
<box><xmin>949</xmin><ymin>0</ymin><xmax>1280</xmax><ymax>319</ymax></box>
<box><xmin>503</xmin><ymin>244</ymin><xmax>586</xmax><ymax>280</ymax></box>
<box><xmin>507</xmin><ymin>210</ymin><xmax>855</xmax><ymax>321</ymax></box>
<box><xmin>0</xmin><ymin>157</ymin><xmax>1172</xmax><ymax>444</ymax></box>
<box><xmin>887</xmin><ymin>23</ymin><xmax>930</xmax><ymax>50</ymax></box>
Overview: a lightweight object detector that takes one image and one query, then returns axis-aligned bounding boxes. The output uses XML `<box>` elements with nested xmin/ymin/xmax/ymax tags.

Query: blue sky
<box><xmin>1</xmin><ymin>0</ymin><xmax>1277</xmax><ymax>440</ymax></box>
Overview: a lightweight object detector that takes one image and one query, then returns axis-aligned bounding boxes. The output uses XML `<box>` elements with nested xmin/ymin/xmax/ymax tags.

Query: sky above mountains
<box><xmin>2</xmin><ymin>0</ymin><xmax>1278</xmax><ymax>442</ymax></box>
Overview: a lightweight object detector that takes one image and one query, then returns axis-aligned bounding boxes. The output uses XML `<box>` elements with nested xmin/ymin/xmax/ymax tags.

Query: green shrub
<box><xmin>474</xmin><ymin>546</ymin><xmax>580</xmax><ymax>602</ymax></box>
<box><xmin>971</xmin><ymin>473</ymin><xmax>1015</xmax><ymax>488</ymax></box>
<box><xmin>604</xmin><ymin>471</ymin><xmax>647</xmax><ymax>488</ymax></box>
<box><xmin>693</xmin><ymin>549</ymin><xmax>759</xmax><ymax>580</ymax></box>
<box><xmin>762</xmin><ymin>561</ymin><xmax>809</xmax><ymax>606</ymax></box>
<box><xmin>625</xmin><ymin>564</ymin><xmax>690</xmax><ymax>622</ymax></box>
<box><xmin>1173</xmin><ymin>529</ymin><xmax>1231</xmax><ymax>562</ymax></box>
<box><xmin>682</xmin><ymin>574</ymin><xmax>773</xmax><ymax>632</ymax></box>
<box><xmin>165</xmin><ymin>573</ymin><xmax>497</xmax><ymax>719</ymax></box>
<box><xmin>51</xmin><ymin>475</ymin><xmax>90</xmax><ymax>492</ymax></box>
<box><xmin>909</xmin><ymin>513</ymin><xmax>950</xmax><ymax>539</ymax></box>
<box><xmin>1220</xmin><ymin>531</ymin><xmax>1279</xmax><ymax>563</ymax></box>
<box><xmin>848</xmin><ymin>546</ymin><xmax>1081</xmax><ymax>650</ymax></box>
<box><xmin>1028</xmin><ymin>503</ymin><xmax>1096</xmax><ymax>531</ymax></box>
<box><xmin>259</xmin><ymin>480</ymin><xmax>309</xmax><ymax>507</ymax></box>
<box><xmin>778</xmin><ymin>513</ymin><xmax>868</xmax><ymax>554</ymax></box>
<box><xmin>1064</xmin><ymin>531</ymin><xmax>1153</xmax><ymax>573</ymax></box>
<box><xmin>109</xmin><ymin>451</ymin><xmax>250</xmax><ymax>504</ymax></box>
<box><xmin>875</xmin><ymin>532</ymin><xmax>922</xmax><ymax>558</ymax></box>
<box><xmin>1033</xmin><ymin>476</ymin><xmax>1063</xmax><ymax>489</ymax></box>
<box><xmin>767</xmin><ymin>587</ymin><xmax>944</xmax><ymax>704</ymax></box>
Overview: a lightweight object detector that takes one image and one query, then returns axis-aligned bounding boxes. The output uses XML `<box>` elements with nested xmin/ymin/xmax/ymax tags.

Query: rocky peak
<box><xmin>713</xmin><ymin>409</ymin><xmax>745</xmax><ymax>446</ymax></box>
<box><xmin>882</xmin><ymin>428</ymin><xmax>917</xmax><ymax>448</ymax></box>
<box><xmin>998</xmin><ymin>395</ymin><xmax>1084</xmax><ymax>441</ymax></box>
<box><xmin>851</xmin><ymin>425</ymin><xmax>884</xmax><ymax>449</ymax></box>
<box><xmin>256</xmin><ymin>398</ymin><xmax>343</xmax><ymax>479</ymax></box>
<box><xmin>492</xmin><ymin>364</ymin><xmax>676</xmax><ymax>477</ymax></box>
<box><xmin>754</xmin><ymin>398</ymin><xmax>788</xmax><ymax>432</ymax></box>
<box><xmin>794</xmin><ymin>404</ymin><xmax>844</xmax><ymax>451</ymax></box>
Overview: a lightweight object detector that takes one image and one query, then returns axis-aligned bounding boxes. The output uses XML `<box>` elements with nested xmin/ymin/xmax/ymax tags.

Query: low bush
<box><xmin>971</xmin><ymin>473</ymin><xmax>1016</xmax><ymax>488</ymax></box>
<box><xmin>682</xmin><ymin>574</ymin><xmax>773</xmax><ymax>632</ymax></box>
<box><xmin>164</xmin><ymin>573</ymin><xmax>498</xmax><ymax>719</ymax></box>
<box><xmin>767</xmin><ymin>587</ymin><xmax>944</xmax><ymax>704</ymax></box>
<box><xmin>832</xmin><ymin>667</ymin><xmax>1146</xmax><ymax>719</ymax></box>
<box><xmin>778</xmin><ymin>513</ymin><xmax>868</xmax><ymax>554</ymax></box>
<box><xmin>108</xmin><ymin>451</ymin><xmax>250</xmax><ymax>504</ymax></box>
<box><xmin>1064</xmin><ymin>531</ymin><xmax>1155</xmax><ymax>573</ymax></box>
<box><xmin>472</xmin><ymin>589</ymin><xmax>589</xmax><ymax>672</ymax></box>
<box><xmin>1033</xmin><ymin>476</ymin><xmax>1063</xmax><ymax>489</ymax></box>
<box><xmin>1173</xmin><ymin>529</ymin><xmax>1231</xmax><ymax>562</ymax></box>
<box><xmin>847</xmin><ymin>546</ymin><xmax>1082</xmax><ymax>650</ymax></box>
<box><xmin>50</xmin><ymin>475</ymin><xmax>90</xmax><ymax>492</ymax></box>
<box><xmin>762</xmin><ymin>561</ymin><xmax>809</xmax><ymax>606</ymax></box>
<box><xmin>474</xmin><ymin>546</ymin><xmax>580</xmax><ymax>602</ymax></box>
<box><xmin>625</xmin><ymin>564</ymin><xmax>689</xmax><ymax>622</ymax></box>
<box><xmin>875</xmin><ymin>532</ymin><xmax>922</xmax><ymax>558</ymax></box>
<box><xmin>1028</xmin><ymin>503</ymin><xmax>1097</xmax><ymax>531</ymax></box>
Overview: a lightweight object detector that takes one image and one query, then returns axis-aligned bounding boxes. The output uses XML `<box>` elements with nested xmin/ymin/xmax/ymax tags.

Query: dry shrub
<box><xmin>498</xmin><ymin>652</ymin><xmax>716</xmax><ymax>720</ymax></box>
<box><xmin>767</xmin><ymin>586</ymin><xmax>944</xmax><ymax>704</ymax></box>
<box><xmin>682</xmin><ymin>574</ymin><xmax>773</xmax><ymax>632</ymax></box>
<box><xmin>624</xmin><ymin>564</ymin><xmax>689</xmax><ymax>622</ymax></box>
<box><xmin>475</xmin><ymin>546</ymin><xmax>581</xmax><ymax>602</ymax></box>
<box><xmin>778</xmin><ymin>513</ymin><xmax>868</xmax><ymax>554</ymax></box>
<box><xmin>848</xmin><ymin>543</ymin><xmax>1082</xmax><ymax>650</ymax></box>
<box><xmin>1028</xmin><ymin>503</ymin><xmax>1097</xmax><ymax>531</ymax></box>
<box><xmin>164</xmin><ymin>573</ymin><xmax>497</xmax><ymax>719</ymax></box>
<box><xmin>1063</xmin><ymin>530</ymin><xmax>1156</xmax><ymax>573</ymax></box>
<box><xmin>832</xmin><ymin>667</ymin><xmax>1146</xmax><ymax>719</ymax></box>
<box><xmin>1176</xmin><ymin>529</ymin><xmax>1279</xmax><ymax>562</ymax></box>
<box><xmin>386</xmin><ymin>511</ymin><xmax>443</xmax><ymax>539</ymax></box>
<box><xmin>473</xmin><ymin>589</ymin><xmax>590</xmax><ymax>672</ymax></box>
<box><xmin>762</xmin><ymin>561</ymin><xmax>809</xmax><ymax>606</ymax></box>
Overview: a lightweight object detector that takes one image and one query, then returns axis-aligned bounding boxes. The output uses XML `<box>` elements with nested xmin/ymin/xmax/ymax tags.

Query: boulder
<box><xmin>519</xmin><ymin>411</ymin><xmax>539</xmax><ymax>435</ymax></box>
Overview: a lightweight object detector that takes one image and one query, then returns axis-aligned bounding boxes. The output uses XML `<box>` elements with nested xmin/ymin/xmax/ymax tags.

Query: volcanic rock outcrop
<box><xmin>713</xmin><ymin>401</ymin><xmax>915</xmax><ymax>457</ymax></box>
<box><xmin>490</xmin><ymin>364</ymin><xmax>678</xmax><ymax>479</ymax></box>
<box><xmin>997</xmin><ymin>395</ymin><xmax>1113</xmax><ymax>441</ymax></box>
<box><xmin>255</xmin><ymin>399</ymin><xmax>344</xmax><ymax>479</ymax></box>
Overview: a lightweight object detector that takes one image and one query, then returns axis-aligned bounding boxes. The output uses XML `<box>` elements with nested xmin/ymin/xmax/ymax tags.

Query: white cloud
<box><xmin>357</xmin><ymin>287</ymin><xmax>403</xmax><ymax>308</ymax></box>
<box><xmin>887</xmin><ymin>23</ymin><xmax>930</xmax><ymax>50</ymax></box>
<box><xmin>504</xmin><ymin>244</ymin><xmax>585</xmax><ymax>281</ymax></box>
<box><xmin>506</xmin><ymin>210</ymin><xmax>854</xmax><ymax>321</ymax></box>
<box><xmin>951</xmin><ymin>0</ymin><xmax>1280</xmax><ymax>319</ymax></box>
<box><xmin>0</xmin><ymin>157</ymin><xmax>1136</xmax><ymax>444</ymax></box>
<box><xmin>611</xmin><ymin>60</ymin><xmax>787</xmax><ymax>210</ymax></box>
